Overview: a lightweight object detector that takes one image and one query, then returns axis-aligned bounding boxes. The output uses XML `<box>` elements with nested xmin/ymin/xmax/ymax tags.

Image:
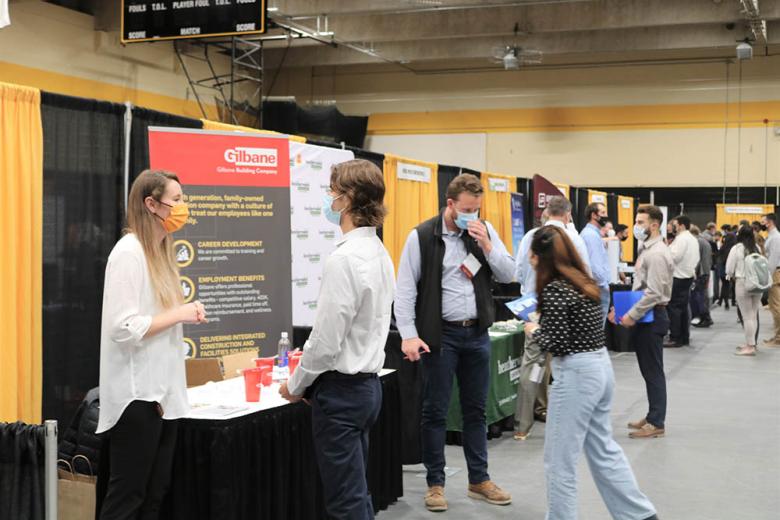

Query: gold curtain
<box><xmin>617</xmin><ymin>196</ymin><xmax>635</xmax><ymax>263</ymax></box>
<box><xmin>480</xmin><ymin>173</ymin><xmax>515</xmax><ymax>254</ymax></box>
<box><xmin>0</xmin><ymin>83</ymin><xmax>43</xmax><ymax>423</ymax></box>
<box><xmin>716</xmin><ymin>203</ymin><xmax>775</xmax><ymax>228</ymax></box>
<box><xmin>587</xmin><ymin>189</ymin><xmax>608</xmax><ymax>205</ymax></box>
<box><xmin>201</xmin><ymin>119</ymin><xmax>307</xmax><ymax>143</ymax></box>
<box><xmin>383</xmin><ymin>154</ymin><xmax>439</xmax><ymax>270</ymax></box>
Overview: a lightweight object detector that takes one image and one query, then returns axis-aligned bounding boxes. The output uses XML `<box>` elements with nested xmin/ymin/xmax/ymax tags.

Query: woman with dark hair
<box><xmin>715</xmin><ymin>227</ymin><xmax>737</xmax><ymax>309</ymax></box>
<box><xmin>524</xmin><ymin>226</ymin><xmax>658</xmax><ymax>520</ymax></box>
<box><xmin>727</xmin><ymin>225</ymin><xmax>763</xmax><ymax>356</ymax></box>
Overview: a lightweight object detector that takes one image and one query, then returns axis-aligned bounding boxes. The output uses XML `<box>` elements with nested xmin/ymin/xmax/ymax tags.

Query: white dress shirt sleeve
<box><xmin>669</xmin><ymin>237</ymin><xmax>685</xmax><ymax>265</ymax></box>
<box><xmin>103</xmin><ymin>250</ymin><xmax>153</xmax><ymax>344</ymax></box>
<box><xmin>394</xmin><ymin>230</ymin><xmax>422</xmax><ymax>340</ymax></box>
<box><xmin>484</xmin><ymin>221</ymin><xmax>516</xmax><ymax>283</ymax></box>
<box><xmin>287</xmin><ymin>254</ymin><xmax>359</xmax><ymax>396</ymax></box>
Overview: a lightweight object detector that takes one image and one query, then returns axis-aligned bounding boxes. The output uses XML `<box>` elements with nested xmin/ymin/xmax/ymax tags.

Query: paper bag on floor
<box><xmin>58</xmin><ymin>455</ymin><xmax>96</xmax><ymax>520</ymax></box>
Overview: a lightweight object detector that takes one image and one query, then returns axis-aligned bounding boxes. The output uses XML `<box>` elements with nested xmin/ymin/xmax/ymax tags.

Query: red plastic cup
<box><xmin>254</xmin><ymin>357</ymin><xmax>275</xmax><ymax>369</ymax></box>
<box><xmin>242</xmin><ymin>368</ymin><xmax>263</xmax><ymax>402</ymax></box>
<box><xmin>288</xmin><ymin>354</ymin><xmax>302</xmax><ymax>376</ymax></box>
<box><xmin>260</xmin><ymin>370</ymin><xmax>274</xmax><ymax>387</ymax></box>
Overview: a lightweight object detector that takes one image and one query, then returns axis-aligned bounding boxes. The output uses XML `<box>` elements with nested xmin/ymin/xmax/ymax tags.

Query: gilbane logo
<box><xmin>224</xmin><ymin>147</ymin><xmax>278</xmax><ymax>167</ymax></box>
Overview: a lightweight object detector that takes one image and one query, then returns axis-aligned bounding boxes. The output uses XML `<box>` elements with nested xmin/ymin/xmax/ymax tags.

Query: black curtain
<box><xmin>574</xmin><ymin>188</ymin><xmax>589</xmax><ymax>230</ymax></box>
<box><xmin>0</xmin><ymin>422</ymin><xmax>45</xmax><ymax>520</ymax></box>
<box><xmin>607</xmin><ymin>193</ymin><xmax>619</xmax><ymax>227</ymax></box>
<box><xmin>41</xmin><ymin>93</ymin><xmax>126</xmax><ymax>428</ymax></box>
<box><xmin>129</xmin><ymin>107</ymin><xmax>201</xmax><ymax>184</ymax></box>
<box><xmin>437</xmin><ymin>165</ymin><xmax>480</xmax><ymax>211</ymax></box>
<box><xmin>516</xmin><ymin>177</ymin><xmax>533</xmax><ymax>229</ymax></box>
<box><xmin>262</xmin><ymin>101</ymin><xmax>369</xmax><ymax>148</ymax></box>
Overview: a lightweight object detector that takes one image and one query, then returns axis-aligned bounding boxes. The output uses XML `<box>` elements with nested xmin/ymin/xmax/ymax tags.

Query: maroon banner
<box><xmin>532</xmin><ymin>174</ymin><xmax>568</xmax><ymax>225</ymax></box>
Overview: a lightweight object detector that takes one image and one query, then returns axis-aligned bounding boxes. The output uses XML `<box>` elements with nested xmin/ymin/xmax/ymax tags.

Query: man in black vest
<box><xmin>395</xmin><ymin>174</ymin><xmax>516</xmax><ymax>512</ymax></box>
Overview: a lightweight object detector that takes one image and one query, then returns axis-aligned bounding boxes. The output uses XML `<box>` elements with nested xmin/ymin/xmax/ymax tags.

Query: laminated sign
<box><xmin>148</xmin><ymin>128</ymin><xmax>292</xmax><ymax>359</ymax></box>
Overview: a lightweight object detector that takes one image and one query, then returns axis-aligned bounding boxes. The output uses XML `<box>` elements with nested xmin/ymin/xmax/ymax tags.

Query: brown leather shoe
<box><xmin>627</xmin><ymin>418</ymin><xmax>647</xmax><ymax>430</ymax></box>
<box><xmin>425</xmin><ymin>486</ymin><xmax>447</xmax><ymax>512</ymax></box>
<box><xmin>629</xmin><ymin>423</ymin><xmax>665</xmax><ymax>439</ymax></box>
<box><xmin>467</xmin><ymin>480</ymin><xmax>512</xmax><ymax>506</ymax></box>
<box><xmin>762</xmin><ymin>339</ymin><xmax>780</xmax><ymax>348</ymax></box>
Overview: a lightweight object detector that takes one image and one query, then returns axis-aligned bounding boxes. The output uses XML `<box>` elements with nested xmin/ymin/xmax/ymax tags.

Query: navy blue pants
<box><xmin>312</xmin><ymin>376</ymin><xmax>382</xmax><ymax>520</ymax></box>
<box><xmin>633</xmin><ymin>308</ymin><xmax>669</xmax><ymax>429</ymax></box>
<box><xmin>421</xmin><ymin>324</ymin><xmax>491</xmax><ymax>487</ymax></box>
<box><xmin>669</xmin><ymin>277</ymin><xmax>694</xmax><ymax>344</ymax></box>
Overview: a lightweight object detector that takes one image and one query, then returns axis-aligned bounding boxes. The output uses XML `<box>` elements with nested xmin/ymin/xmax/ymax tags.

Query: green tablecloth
<box><xmin>446</xmin><ymin>322</ymin><xmax>525</xmax><ymax>431</ymax></box>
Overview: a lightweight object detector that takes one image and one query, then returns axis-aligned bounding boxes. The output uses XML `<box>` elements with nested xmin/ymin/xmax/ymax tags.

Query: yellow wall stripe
<box><xmin>367</xmin><ymin>101</ymin><xmax>780</xmax><ymax>135</ymax></box>
<box><xmin>0</xmin><ymin>60</ymin><xmax>217</xmax><ymax>120</ymax></box>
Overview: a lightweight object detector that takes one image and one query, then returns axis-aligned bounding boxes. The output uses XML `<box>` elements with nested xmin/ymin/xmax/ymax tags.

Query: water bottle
<box><xmin>275</xmin><ymin>332</ymin><xmax>291</xmax><ymax>380</ymax></box>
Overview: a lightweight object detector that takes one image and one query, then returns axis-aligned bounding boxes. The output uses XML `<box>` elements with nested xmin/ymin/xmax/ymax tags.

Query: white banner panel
<box><xmin>397</xmin><ymin>161</ymin><xmax>432</xmax><ymax>183</ymax></box>
<box><xmin>289</xmin><ymin>142</ymin><xmax>355</xmax><ymax>327</ymax></box>
<box><xmin>488</xmin><ymin>178</ymin><xmax>510</xmax><ymax>192</ymax></box>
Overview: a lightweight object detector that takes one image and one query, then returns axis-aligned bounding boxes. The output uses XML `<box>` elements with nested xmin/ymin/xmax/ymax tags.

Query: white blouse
<box><xmin>96</xmin><ymin>234</ymin><xmax>189</xmax><ymax>434</ymax></box>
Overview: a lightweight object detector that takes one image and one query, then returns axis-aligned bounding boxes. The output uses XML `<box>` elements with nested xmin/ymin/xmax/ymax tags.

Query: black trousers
<box><xmin>97</xmin><ymin>400</ymin><xmax>178</xmax><ymax>520</ymax></box>
<box><xmin>312</xmin><ymin>376</ymin><xmax>383</xmax><ymax>520</ymax></box>
<box><xmin>633</xmin><ymin>307</ymin><xmax>669</xmax><ymax>428</ymax></box>
<box><xmin>669</xmin><ymin>277</ymin><xmax>694</xmax><ymax>344</ymax></box>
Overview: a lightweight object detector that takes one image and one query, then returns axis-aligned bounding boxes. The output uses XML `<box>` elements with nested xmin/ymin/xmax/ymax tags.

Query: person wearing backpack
<box><xmin>727</xmin><ymin>226</ymin><xmax>770</xmax><ymax>356</ymax></box>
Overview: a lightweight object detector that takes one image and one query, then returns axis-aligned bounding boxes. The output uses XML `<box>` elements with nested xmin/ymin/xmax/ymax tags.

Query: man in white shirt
<box><xmin>280</xmin><ymin>159</ymin><xmax>395</xmax><ymax>519</ymax></box>
<box><xmin>513</xmin><ymin>196</ymin><xmax>591</xmax><ymax>440</ymax></box>
<box><xmin>395</xmin><ymin>174</ymin><xmax>515</xmax><ymax>512</ymax></box>
<box><xmin>664</xmin><ymin>215</ymin><xmax>700</xmax><ymax>348</ymax></box>
<box><xmin>761</xmin><ymin>213</ymin><xmax>780</xmax><ymax>347</ymax></box>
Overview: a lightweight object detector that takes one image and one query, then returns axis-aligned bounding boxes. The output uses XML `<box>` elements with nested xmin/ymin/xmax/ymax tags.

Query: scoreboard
<box><xmin>121</xmin><ymin>0</ymin><xmax>267</xmax><ymax>43</ymax></box>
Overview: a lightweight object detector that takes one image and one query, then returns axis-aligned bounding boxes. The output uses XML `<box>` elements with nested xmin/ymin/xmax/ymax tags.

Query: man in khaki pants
<box><xmin>761</xmin><ymin>213</ymin><xmax>780</xmax><ymax>347</ymax></box>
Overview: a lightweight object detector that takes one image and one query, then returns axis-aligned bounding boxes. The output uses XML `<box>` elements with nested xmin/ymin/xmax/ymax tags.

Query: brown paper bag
<box><xmin>58</xmin><ymin>456</ymin><xmax>96</xmax><ymax>520</ymax></box>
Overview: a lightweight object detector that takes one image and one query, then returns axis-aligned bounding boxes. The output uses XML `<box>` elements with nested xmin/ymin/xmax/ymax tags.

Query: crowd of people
<box><xmin>95</xmin><ymin>162</ymin><xmax>777</xmax><ymax>519</ymax></box>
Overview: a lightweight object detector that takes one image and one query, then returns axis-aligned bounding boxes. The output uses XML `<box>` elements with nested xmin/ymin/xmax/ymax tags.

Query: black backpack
<box><xmin>57</xmin><ymin>387</ymin><xmax>101</xmax><ymax>474</ymax></box>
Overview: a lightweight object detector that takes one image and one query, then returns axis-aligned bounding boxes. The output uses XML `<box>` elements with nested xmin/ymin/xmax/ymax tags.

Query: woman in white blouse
<box><xmin>727</xmin><ymin>225</ymin><xmax>762</xmax><ymax>356</ymax></box>
<box><xmin>97</xmin><ymin>170</ymin><xmax>206</xmax><ymax>519</ymax></box>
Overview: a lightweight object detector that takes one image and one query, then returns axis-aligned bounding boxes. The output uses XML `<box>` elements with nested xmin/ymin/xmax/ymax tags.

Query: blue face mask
<box><xmin>634</xmin><ymin>224</ymin><xmax>648</xmax><ymax>242</ymax></box>
<box><xmin>454</xmin><ymin>209</ymin><xmax>479</xmax><ymax>230</ymax></box>
<box><xmin>322</xmin><ymin>194</ymin><xmax>344</xmax><ymax>226</ymax></box>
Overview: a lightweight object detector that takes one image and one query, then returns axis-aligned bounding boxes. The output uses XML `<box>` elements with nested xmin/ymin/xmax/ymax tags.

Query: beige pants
<box><xmin>735</xmin><ymin>279</ymin><xmax>762</xmax><ymax>347</ymax></box>
<box><xmin>769</xmin><ymin>270</ymin><xmax>780</xmax><ymax>342</ymax></box>
<box><xmin>514</xmin><ymin>332</ymin><xmax>550</xmax><ymax>434</ymax></box>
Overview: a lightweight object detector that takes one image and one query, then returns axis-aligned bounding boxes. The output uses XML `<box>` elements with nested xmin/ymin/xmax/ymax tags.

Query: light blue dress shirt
<box><xmin>514</xmin><ymin>220</ymin><xmax>592</xmax><ymax>296</ymax></box>
<box><xmin>581</xmin><ymin>223</ymin><xmax>611</xmax><ymax>288</ymax></box>
<box><xmin>394</xmin><ymin>217</ymin><xmax>515</xmax><ymax>340</ymax></box>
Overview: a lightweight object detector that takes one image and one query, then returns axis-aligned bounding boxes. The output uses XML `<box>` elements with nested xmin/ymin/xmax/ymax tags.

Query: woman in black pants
<box><xmin>715</xmin><ymin>229</ymin><xmax>736</xmax><ymax>309</ymax></box>
<box><xmin>96</xmin><ymin>170</ymin><xmax>207</xmax><ymax>519</ymax></box>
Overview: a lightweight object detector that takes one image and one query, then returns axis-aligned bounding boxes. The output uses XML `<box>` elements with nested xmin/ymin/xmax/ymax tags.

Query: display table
<box><xmin>446</xmin><ymin>321</ymin><xmax>525</xmax><ymax>431</ymax></box>
<box><xmin>160</xmin><ymin>369</ymin><xmax>402</xmax><ymax>519</ymax></box>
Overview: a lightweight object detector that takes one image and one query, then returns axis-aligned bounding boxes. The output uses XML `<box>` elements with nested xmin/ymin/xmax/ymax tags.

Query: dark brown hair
<box><xmin>330</xmin><ymin>159</ymin><xmax>387</xmax><ymax>227</ymax></box>
<box><xmin>636</xmin><ymin>204</ymin><xmax>663</xmax><ymax>225</ymax></box>
<box><xmin>446</xmin><ymin>173</ymin><xmax>483</xmax><ymax>201</ymax></box>
<box><xmin>584</xmin><ymin>202</ymin><xmax>605</xmax><ymax>222</ymax></box>
<box><xmin>531</xmin><ymin>226</ymin><xmax>600</xmax><ymax>304</ymax></box>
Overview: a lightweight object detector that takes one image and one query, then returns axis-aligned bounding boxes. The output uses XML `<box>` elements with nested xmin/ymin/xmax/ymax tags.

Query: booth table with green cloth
<box><xmin>447</xmin><ymin>322</ymin><xmax>525</xmax><ymax>431</ymax></box>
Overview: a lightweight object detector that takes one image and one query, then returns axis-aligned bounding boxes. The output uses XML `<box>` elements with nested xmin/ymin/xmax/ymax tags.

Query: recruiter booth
<box><xmin>128</xmin><ymin>127</ymin><xmax>403</xmax><ymax>519</ymax></box>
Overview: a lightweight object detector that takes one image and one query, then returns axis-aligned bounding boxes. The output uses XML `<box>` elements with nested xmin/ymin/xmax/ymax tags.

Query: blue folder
<box><xmin>505</xmin><ymin>293</ymin><xmax>538</xmax><ymax>322</ymax></box>
<box><xmin>612</xmin><ymin>291</ymin><xmax>654</xmax><ymax>323</ymax></box>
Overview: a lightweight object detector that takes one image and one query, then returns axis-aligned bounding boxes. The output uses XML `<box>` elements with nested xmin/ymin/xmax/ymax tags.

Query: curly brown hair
<box><xmin>330</xmin><ymin>159</ymin><xmax>387</xmax><ymax>227</ymax></box>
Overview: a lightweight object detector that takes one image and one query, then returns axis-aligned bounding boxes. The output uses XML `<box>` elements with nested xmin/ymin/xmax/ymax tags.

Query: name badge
<box><xmin>530</xmin><ymin>364</ymin><xmax>544</xmax><ymax>384</ymax></box>
<box><xmin>460</xmin><ymin>253</ymin><xmax>482</xmax><ymax>279</ymax></box>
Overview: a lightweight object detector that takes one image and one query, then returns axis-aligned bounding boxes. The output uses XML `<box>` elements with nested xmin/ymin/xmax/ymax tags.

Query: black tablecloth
<box><xmin>159</xmin><ymin>372</ymin><xmax>402</xmax><ymax>519</ymax></box>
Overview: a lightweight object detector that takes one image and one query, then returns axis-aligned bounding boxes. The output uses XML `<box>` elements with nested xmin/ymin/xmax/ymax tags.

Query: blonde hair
<box><xmin>126</xmin><ymin>169</ymin><xmax>183</xmax><ymax>309</ymax></box>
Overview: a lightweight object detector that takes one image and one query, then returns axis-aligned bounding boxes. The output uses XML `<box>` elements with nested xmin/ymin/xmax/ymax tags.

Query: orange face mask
<box><xmin>156</xmin><ymin>201</ymin><xmax>189</xmax><ymax>233</ymax></box>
